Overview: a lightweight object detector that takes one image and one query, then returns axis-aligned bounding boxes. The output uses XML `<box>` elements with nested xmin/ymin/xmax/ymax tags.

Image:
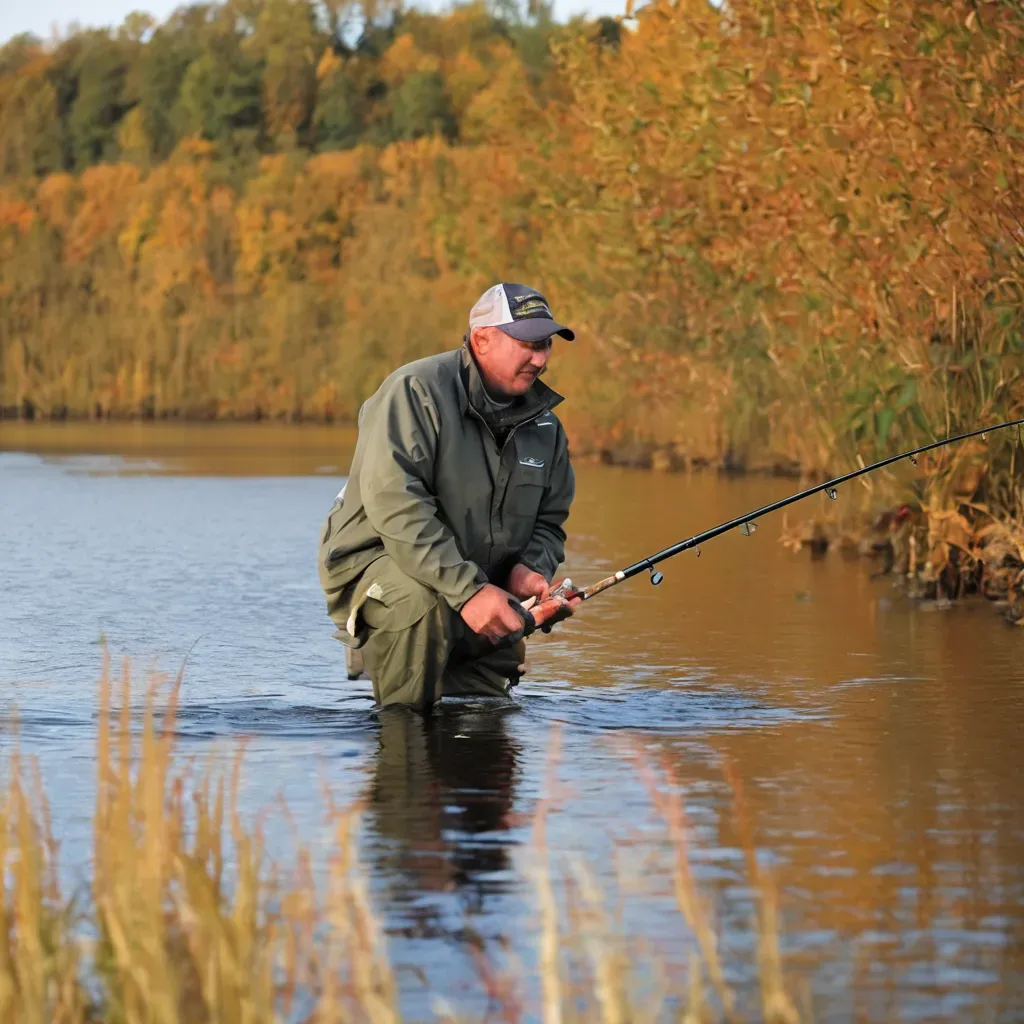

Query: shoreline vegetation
<box><xmin>0</xmin><ymin>658</ymin><xmax>804</xmax><ymax>1022</ymax></box>
<box><xmin>1</xmin><ymin>0</ymin><xmax>1022</xmax><ymax>611</ymax></box>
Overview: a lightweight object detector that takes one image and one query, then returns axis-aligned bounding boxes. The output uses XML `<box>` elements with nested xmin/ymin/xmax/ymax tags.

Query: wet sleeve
<box><xmin>519</xmin><ymin>424</ymin><xmax>575</xmax><ymax>581</ymax></box>
<box><xmin>360</xmin><ymin>376</ymin><xmax>488</xmax><ymax>610</ymax></box>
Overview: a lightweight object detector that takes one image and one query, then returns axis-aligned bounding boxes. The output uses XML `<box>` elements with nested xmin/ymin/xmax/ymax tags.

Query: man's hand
<box><xmin>460</xmin><ymin>584</ymin><xmax>529</xmax><ymax>644</ymax></box>
<box><xmin>507</xmin><ymin>563</ymin><xmax>549</xmax><ymax>602</ymax></box>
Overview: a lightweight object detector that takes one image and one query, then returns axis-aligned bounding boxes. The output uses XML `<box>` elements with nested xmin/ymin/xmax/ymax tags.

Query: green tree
<box><xmin>175</xmin><ymin>29</ymin><xmax>264</xmax><ymax>151</ymax></box>
<box><xmin>0</xmin><ymin>34</ymin><xmax>42</xmax><ymax>76</ymax></box>
<box><xmin>66</xmin><ymin>32</ymin><xmax>133</xmax><ymax>169</ymax></box>
<box><xmin>390</xmin><ymin>70</ymin><xmax>455</xmax><ymax>140</ymax></box>
<box><xmin>0</xmin><ymin>67</ymin><xmax>64</xmax><ymax>178</ymax></box>
<box><xmin>248</xmin><ymin>0</ymin><xmax>322</xmax><ymax>144</ymax></box>
<box><xmin>313</xmin><ymin>61</ymin><xmax>367</xmax><ymax>149</ymax></box>
<box><xmin>135</xmin><ymin>7</ymin><xmax>208</xmax><ymax>159</ymax></box>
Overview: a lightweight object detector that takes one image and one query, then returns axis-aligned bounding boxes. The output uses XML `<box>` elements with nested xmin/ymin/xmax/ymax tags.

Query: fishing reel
<box><xmin>549</xmin><ymin>577</ymin><xmax>580</xmax><ymax>599</ymax></box>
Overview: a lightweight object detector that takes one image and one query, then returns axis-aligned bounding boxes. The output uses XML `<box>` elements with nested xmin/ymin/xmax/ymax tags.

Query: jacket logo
<box><xmin>519</xmin><ymin>456</ymin><xmax>545</xmax><ymax>468</ymax></box>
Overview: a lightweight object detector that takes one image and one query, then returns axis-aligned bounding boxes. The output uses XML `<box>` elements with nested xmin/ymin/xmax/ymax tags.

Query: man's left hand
<box><xmin>507</xmin><ymin>563</ymin><xmax>549</xmax><ymax>602</ymax></box>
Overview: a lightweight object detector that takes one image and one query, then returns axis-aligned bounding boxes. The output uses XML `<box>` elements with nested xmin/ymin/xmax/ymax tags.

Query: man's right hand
<box><xmin>460</xmin><ymin>584</ymin><xmax>530</xmax><ymax>644</ymax></box>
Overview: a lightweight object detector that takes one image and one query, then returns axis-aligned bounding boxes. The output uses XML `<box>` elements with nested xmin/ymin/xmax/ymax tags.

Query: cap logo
<box><xmin>510</xmin><ymin>294</ymin><xmax>551</xmax><ymax>320</ymax></box>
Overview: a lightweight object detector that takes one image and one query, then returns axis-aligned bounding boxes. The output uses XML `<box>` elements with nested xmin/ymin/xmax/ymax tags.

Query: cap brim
<box><xmin>498</xmin><ymin>318</ymin><xmax>575</xmax><ymax>343</ymax></box>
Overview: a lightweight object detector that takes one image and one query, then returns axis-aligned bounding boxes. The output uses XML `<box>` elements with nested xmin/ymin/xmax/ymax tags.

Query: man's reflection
<box><xmin>362</xmin><ymin>702</ymin><xmax>521</xmax><ymax>935</ymax></box>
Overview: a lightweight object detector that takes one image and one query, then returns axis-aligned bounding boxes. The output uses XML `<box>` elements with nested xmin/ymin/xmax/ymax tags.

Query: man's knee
<box><xmin>352</xmin><ymin>559</ymin><xmax>454</xmax><ymax>709</ymax></box>
<box><xmin>334</xmin><ymin>557</ymin><xmax>527</xmax><ymax>708</ymax></box>
<box><xmin>357</xmin><ymin>559</ymin><xmax>442</xmax><ymax>633</ymax></box>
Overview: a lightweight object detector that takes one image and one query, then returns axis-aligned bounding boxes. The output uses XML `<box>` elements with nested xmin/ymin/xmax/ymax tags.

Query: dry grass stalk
<box><xmin>1</xmin><ymin>656</ymin><xmax>405</xmax><ymax>1022</ymax></box>
<box><xmin>631</xmin><ymin>749</ymin><xmax>733</xmax><ymax>1018</ymax></box>
<box><xmin>567</xmin><ymin>861</ymin><xmax>629</xmax><ymax>1024</ymax></box>
<box><xmin>681</xmin><ymin>950</ymin><xmax>709</xmax><ymax>1024</ymax></box>
<box><xmin>722</xmin><ymin>762</ymin><xmax>799</xmax><ymax>1024</ymax></box>
<box><xmin>323</xmin><ymin>808</ymin><xmax>399</xmax><ymax>1024</ymax></box>
<box><xmin>0</xmin><ymin>749</ymin><xmax>85</xmax><ymax>1024</ymax></box>
<box><xmin>531</xmin><ymin>725</ymin><xmax>564</xmax><ymax>1024</ymax></box>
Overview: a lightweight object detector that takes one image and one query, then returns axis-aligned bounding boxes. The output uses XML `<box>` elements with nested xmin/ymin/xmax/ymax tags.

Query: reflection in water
<box><xmin>364</xmin><ymin>703</ymin><xmax>520</xmax><ymax>938</ymax></box>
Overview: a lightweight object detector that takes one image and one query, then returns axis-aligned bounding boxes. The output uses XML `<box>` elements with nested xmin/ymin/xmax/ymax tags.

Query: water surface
<box><xmin>1</xmin><ymin>423</ymin><xmax>1022</xmax><ymax>1020</ymax></box>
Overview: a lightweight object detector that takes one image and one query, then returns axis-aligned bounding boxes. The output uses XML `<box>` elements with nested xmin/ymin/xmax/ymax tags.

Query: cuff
<box><xmin>445</xmin><ymin>564</ymin><xmax>489</xmax><ymax>611</ymax></box>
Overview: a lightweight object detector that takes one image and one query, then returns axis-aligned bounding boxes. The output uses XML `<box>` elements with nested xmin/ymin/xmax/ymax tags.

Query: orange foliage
<box><xmin>0</xmin><ymin>0</ymin><xmax>1021</xmax><ymax>564</ymax></box>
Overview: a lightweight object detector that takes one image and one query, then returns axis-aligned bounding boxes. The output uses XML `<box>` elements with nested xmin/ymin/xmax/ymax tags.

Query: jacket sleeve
<box><xmin>359</xmin><ymin>375</ymin><xmax>488</xmax><ymax>610</ymax></box>
<box><xmin>518</xmin><ymin>423</ymin><xmax>575</xmax><ymax>582</ymax></box>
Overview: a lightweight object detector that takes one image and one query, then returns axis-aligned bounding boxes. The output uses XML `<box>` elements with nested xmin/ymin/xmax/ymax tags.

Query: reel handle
<box><xmin>514</xmin><ymin>578</ymin><xmax>577</xmax><ymax>637</ymax></box>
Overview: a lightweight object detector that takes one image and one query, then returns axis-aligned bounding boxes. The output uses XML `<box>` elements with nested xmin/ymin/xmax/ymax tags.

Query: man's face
<box><xmin>471</xmin><ymin>326</ymin><xmax>553</xmax><ymax>398</ymax></box>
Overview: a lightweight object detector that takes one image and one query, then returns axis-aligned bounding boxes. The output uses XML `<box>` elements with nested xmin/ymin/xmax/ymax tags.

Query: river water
<box><xmin>1</xmin><ymin>423</ymin><xmax>1022</xmax><ymax>1021</ymax></box>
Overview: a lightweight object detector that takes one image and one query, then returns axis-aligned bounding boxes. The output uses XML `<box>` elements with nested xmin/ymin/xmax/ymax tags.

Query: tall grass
<box><xmin>0</xmin><ymin>659</ymin><xmax>804</xmax><ymax>1022</ymax></box>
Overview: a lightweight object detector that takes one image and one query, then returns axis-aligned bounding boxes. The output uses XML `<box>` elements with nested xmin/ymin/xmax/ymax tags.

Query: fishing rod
<box><xmin>517</xmin><ymin>417</ymin><xmax>1024</xmax><ymax>632</ymax></box>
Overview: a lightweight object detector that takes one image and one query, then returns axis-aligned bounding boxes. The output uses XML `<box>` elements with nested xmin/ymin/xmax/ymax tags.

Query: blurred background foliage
<box><xmin>1</xmin><ymin>0</ymin><xmax>1023</xmax><ymax>588</ymax></box>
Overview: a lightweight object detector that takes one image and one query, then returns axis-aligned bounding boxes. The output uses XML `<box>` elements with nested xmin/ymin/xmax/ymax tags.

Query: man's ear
<box><xmin>470</xmin><ymin>326</ymin><xmax>491</xmax><ymax>355</ymax></box>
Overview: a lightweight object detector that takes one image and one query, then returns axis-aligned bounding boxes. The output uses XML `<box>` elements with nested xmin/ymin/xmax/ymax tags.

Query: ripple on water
<box><xmin>516</xmin><ymin>678</ymin><xmax>827</xmax><ymax>733</ymax></box>
<box><xmin>171</xmin><ymin>694</ymin><xmax>378</xmax><ymax>739</ymax></box>
<box><xmin>0</xmin><ymin>708</ymin><xmax>93</xmax><ymax>745</ymax></box>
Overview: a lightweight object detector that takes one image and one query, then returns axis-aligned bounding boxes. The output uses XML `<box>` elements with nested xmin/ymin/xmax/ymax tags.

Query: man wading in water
<box><xmin>318</xmin><ymin>283</ymin><xmax>579</xmax><ymax>711</ymax></box>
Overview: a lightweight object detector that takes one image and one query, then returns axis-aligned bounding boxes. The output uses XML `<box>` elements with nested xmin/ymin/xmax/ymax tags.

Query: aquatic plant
<box><xmin>0</xmin><ymin>659</ymin><xmax>803</xmax><ymax>1022</ymax></box>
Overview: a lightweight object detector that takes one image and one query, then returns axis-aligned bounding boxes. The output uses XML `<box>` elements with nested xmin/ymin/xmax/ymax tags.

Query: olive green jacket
<box><xmin>320</xmin><ymin>343</ymin><xmax>574</xmax><ymax>611</ymax></box>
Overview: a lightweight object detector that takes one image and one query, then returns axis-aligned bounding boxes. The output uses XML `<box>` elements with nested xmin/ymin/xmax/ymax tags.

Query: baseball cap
<box><xmin>469</xmin><ymin>283</ymin><xmax>575</xmax><ymax>343</ymax></box>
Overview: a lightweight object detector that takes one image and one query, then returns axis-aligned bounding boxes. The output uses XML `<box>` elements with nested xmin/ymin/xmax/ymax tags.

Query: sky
<box><xmin>1</xmin><ymin>0</ymin><xmax>627</xmax><ymax>45</ymax></box>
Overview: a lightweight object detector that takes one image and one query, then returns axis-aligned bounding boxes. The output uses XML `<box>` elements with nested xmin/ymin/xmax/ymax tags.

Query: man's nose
<box><xmin>530</xmin><ymin>348</ymin><xmax>550</xmax><ymax>369</ymax></box>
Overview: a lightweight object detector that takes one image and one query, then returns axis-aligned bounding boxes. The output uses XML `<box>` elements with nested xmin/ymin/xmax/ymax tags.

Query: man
<box><xmin>317</xmin><ymin>282</ymin><xmax>579</xmax><ymax>711</ymax></box>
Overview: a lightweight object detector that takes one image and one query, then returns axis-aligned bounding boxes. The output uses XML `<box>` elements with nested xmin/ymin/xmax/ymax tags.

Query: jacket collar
<box><xmin>457</xmin><ymin>342</ymin><xmax>564</xmax><ymax>430</ymax></box>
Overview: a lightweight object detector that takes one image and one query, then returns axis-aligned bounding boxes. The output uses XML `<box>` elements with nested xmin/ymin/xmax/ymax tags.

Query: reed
<box><xmin>0</xmin><ymin>659</ymin><xmax>805</xmax><ymax>1022</ymax></box>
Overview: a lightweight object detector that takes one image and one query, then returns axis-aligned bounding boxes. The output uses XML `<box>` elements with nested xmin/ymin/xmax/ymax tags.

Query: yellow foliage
<box><xmin>462</xmin><ymin>54</ymin><xmax>538</xmax><ymax>144</ymax></box>
<box><xmin>0</xmin><ymin>196</ymin><xmax>33</xmax><ymax>235</ymax></box>
<box><xmin>380</xmin><ymin>33</ymin><xmax>440</xmax><ymax>84</ymax></box>
<box><xmin>445</xmin><ymin>49</ymin><xmax>491</xmax><ymax>119</ymax></box>
<box><xmin>117</xmin><ymin>106</ymin><xmax>151</xmax><ymax>165</ymax></box>
<box><xmin>316</xmin><ymin>45</ymin><xmax>342</xmax><ymax>82</ymax></box>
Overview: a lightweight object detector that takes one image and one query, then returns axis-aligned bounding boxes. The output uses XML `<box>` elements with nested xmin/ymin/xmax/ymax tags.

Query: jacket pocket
<box><xmin>508</xmin><ymin>479</ymin><xmax>545</xmax><ymax>520</ymax></box>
